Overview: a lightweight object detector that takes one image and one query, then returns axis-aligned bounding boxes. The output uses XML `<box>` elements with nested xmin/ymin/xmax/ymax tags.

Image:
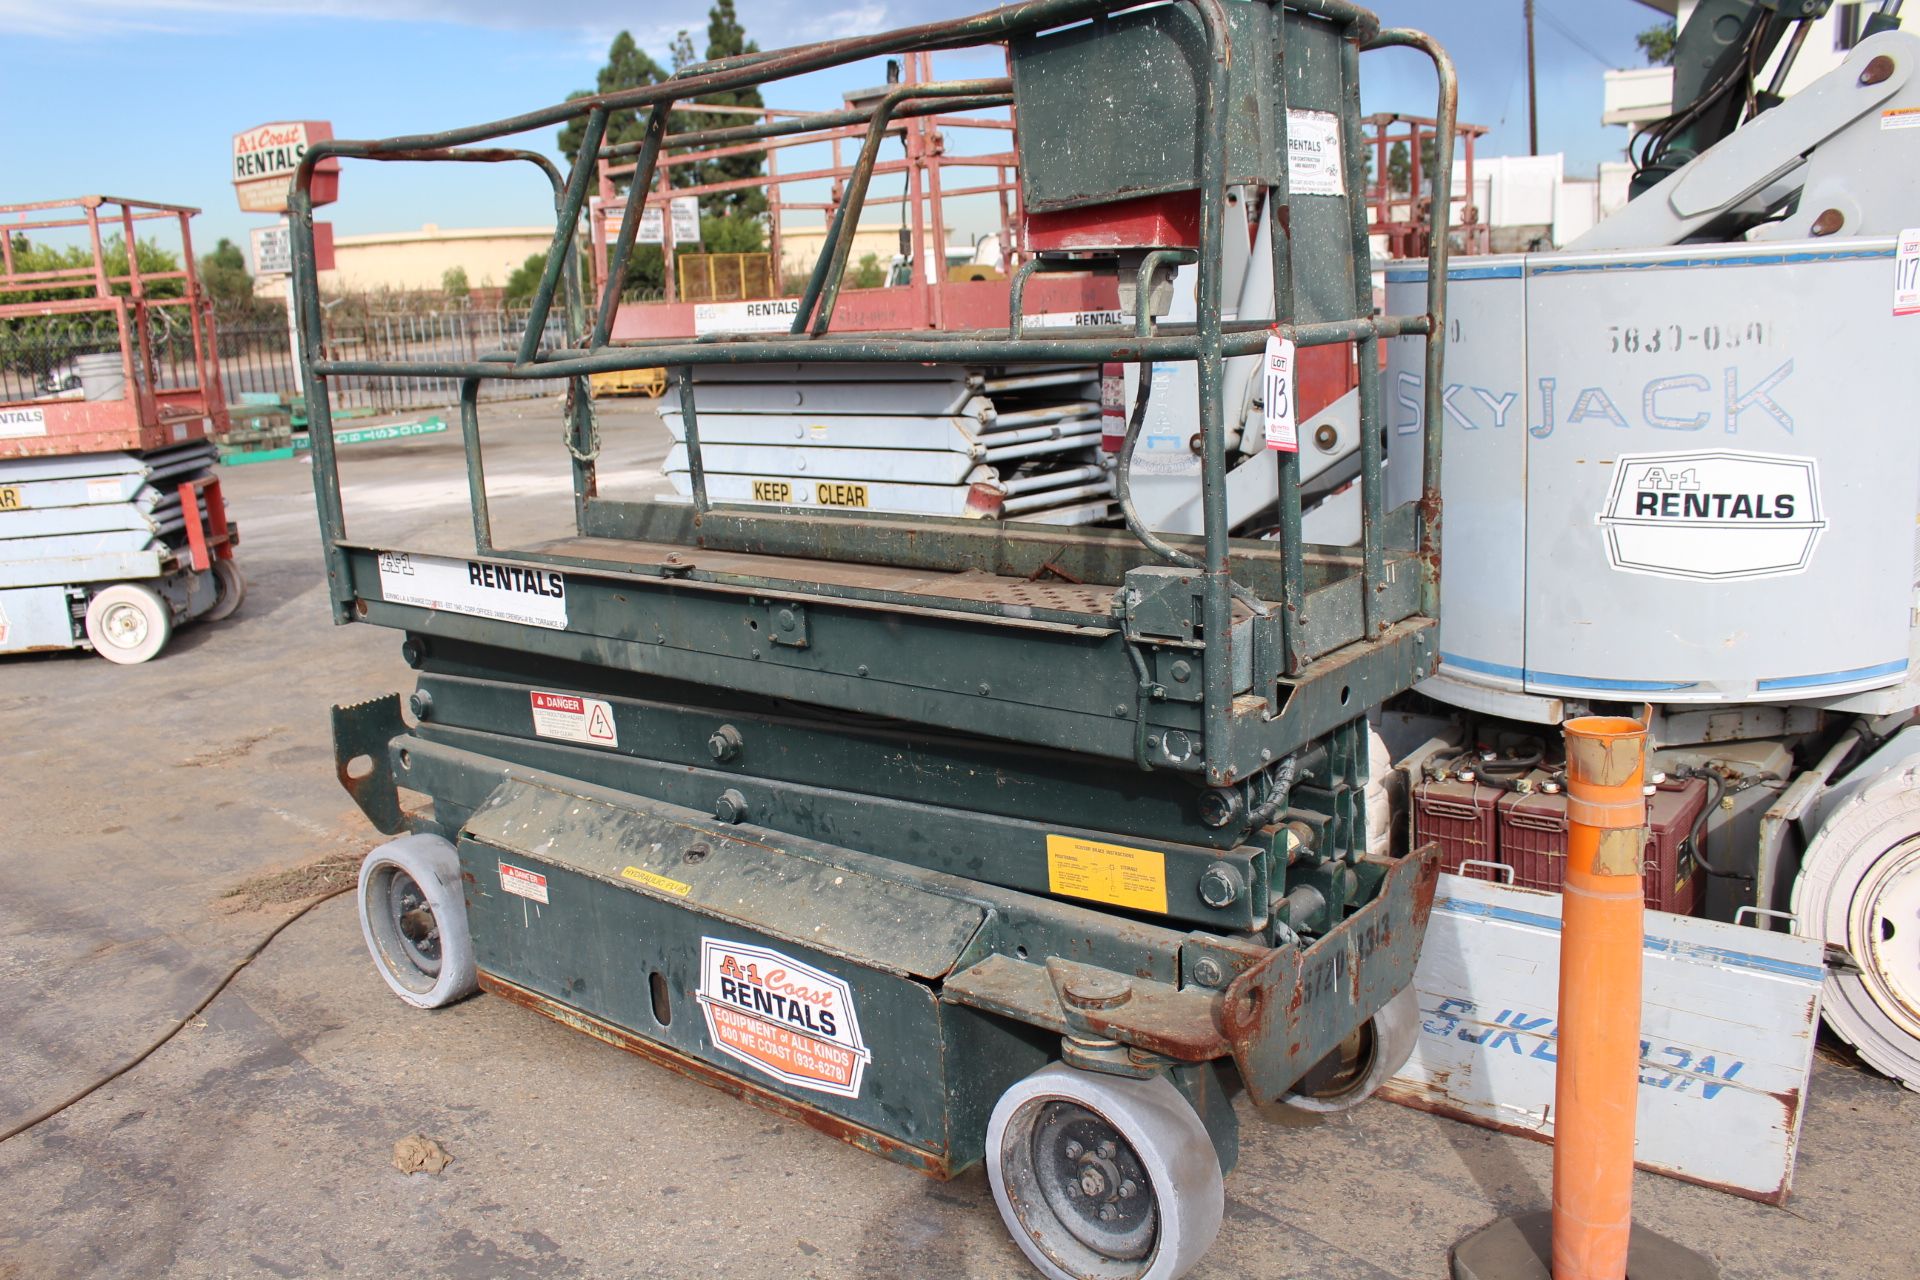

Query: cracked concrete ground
<box><xmin>1</xmin><ymin>398</ymin><xmax>1915</xmax><ymax>1279</ymax></box>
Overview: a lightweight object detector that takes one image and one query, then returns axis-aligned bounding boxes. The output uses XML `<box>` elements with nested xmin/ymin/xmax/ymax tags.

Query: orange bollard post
<box><xmin>1450</xmin><ymin>715</ymin><xmax>1716</xmax><ymax>1280</ymax></box>
<box><xmin>1553</xmin><ymin>715</ymin><xmax>1653</xmax><ymax>1280</ymax></box>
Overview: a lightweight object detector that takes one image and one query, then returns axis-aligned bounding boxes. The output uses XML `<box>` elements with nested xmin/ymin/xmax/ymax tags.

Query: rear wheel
<box><xmin>84</xmin><ymin>583</ymin><xmax>172</xmax><ymax>664</ymax></box>
<box><xmin>204</xmin><ymin>560</ymin><xmax>246</xmax><ymax>622</ymax></box>
<box><xmin>1279</xmin><ymin>985</ymin><xmax>1420</xmax><ymax>1114</ymax></box>
<box><xmin>358</xmin><ymin>833</ymin><xmax>477</xmax><ymax>1009</ymax></box>
<box><xmin>987</xmin><ymin>1063</ymin><xmax>1223</xmax><ymax>1280</ymax></box>
<box><xmin>1795</xmin><ymin>775</ymin><xmax>1920</xmax><ymax>1089</ymax></box>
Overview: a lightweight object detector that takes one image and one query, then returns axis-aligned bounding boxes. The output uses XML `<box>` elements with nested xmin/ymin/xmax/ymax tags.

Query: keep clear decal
<box><xmin>376</xmin><ymin>551</ymin><xmax>568</xmax><ymax>629</ymax></box>
<box><xmin>697</xmin><ymin>938</ymin><xmax>870</xmax><ymax>1099</ymax></box>
<box><xmin>1596</xmin><ymin>450</ymin><xmax>1828</xmax><ymax>581</ymax></box>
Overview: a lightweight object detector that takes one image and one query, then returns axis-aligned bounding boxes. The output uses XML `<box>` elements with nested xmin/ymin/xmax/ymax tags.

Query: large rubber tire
<box><xmin>1793</xmin><ymin>772</ymin><xmax>1920</xmax><ymax>1090</ymax></box>
<box><xmin>204</xmin><ymin>560</ymin><xmax>246</xmax><ymax>623</ymax></box>
<box><xmin>358</xmin><ymin>833</ymin><xmax>478</xmax><ymax>1009</ymax></box>
<box><xmin>84</xmin><ymin>582</ymin><xmax>172</xmax><ymax>665</ymax></box>
<box><xmin>1279</xmin><ymin>985</ymin><xmax>1421</xmax><ymax>1114</ymax></box>
<box><xmin>987</xmin><ymin>1063</ymin><xmax>1224</xmax><ymax>1280</ymax></box>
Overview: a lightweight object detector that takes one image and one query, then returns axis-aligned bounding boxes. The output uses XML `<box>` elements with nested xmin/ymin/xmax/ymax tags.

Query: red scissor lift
<box><xmin>0</xmin><ymin>196</ymin><xmax>243</xmax><ymax>663</ymax></box>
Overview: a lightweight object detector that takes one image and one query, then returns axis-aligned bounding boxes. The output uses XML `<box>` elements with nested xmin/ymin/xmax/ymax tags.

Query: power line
<box><xmin>1537</xmin><ymin>4</ymin><xmax>1621</xmax><ymax>69</ymax></box>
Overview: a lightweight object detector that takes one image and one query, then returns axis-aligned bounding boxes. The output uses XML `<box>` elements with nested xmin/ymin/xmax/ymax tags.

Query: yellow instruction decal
<box><xmin>622</xmin><ymin>866</ymin><xmax>692</xmax><ymax>897</ymax></box>
<box><xmin>1045</xmin><ymin>835</ymin><xmax>1168</xmax><ymax>914</ymax></box>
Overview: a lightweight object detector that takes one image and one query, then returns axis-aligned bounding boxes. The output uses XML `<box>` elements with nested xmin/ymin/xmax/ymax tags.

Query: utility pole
<box><xmin>1525</xmin><ymin>0</ymin><xmax>1540</xmax><ymax>155</ymax></box>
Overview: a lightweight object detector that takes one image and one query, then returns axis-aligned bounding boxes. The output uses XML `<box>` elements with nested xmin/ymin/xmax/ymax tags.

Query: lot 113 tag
<box><xmin>1263</xmin><ymin>331</ymin><xmax>1298</xmax><ymax>452</ymax></box>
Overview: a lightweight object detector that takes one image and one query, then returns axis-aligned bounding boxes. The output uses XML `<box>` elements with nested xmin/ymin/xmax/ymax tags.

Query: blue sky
<box><xmin>1</xmin><ymin>0</ymin><xmax>1665</xmax><ymax>264</ymax></box>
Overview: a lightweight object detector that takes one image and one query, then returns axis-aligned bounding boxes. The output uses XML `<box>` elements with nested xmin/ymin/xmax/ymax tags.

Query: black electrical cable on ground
<box><xmin>0</xmin><ymin>885</ymin><xmax>353</xmax><ymax>1146</ymax></box>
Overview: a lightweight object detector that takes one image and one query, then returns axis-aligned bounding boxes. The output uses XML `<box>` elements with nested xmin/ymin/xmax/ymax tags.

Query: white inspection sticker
<box><xmin>1286</xmin><ymin>108</ymin><xmax>1345</xmax><ymax>197</ymax></box>
<box><xmin>1262</xmin><ymin>332</ymin><xmax>1299</xmax><ymax>452</ymax></box>
<box><xmin>376</xmin><ymin>551</ymin><xmax>568</xmax><ymax>629</ymax></box>
<box><xmin>0</xmin><ymin>406</ymin><xmax>48</xmax><ymax>439</ymax></box>
<box><xmin>529</xmin><ymin>690</ymin><xmax>618</xmax><ymax>747</ymax></box>
<box><xmin>498</xmin><ymin>862</ymin><xmax>549</xmax><ymax>904</ymax></box>
<box><xmin>1896</xmin><ymin>227</ymin><xmax>1920</xmax><ymax>317</ymax></box>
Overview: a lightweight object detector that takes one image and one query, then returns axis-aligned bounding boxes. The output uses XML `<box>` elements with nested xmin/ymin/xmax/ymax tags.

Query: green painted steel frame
<box><xmin>286</xmin><ymin>0</ymin><xmax>1455</xmax><ymax>790</ymax></box>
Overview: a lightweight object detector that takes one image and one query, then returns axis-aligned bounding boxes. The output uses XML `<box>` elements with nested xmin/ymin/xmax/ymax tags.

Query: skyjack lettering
<box><xmin>1395</xmin><ymin>360</ymin><xmax>1796</xmax><ymax>440</ymax></box>
<box><xmin>1422</xmin><ymin>997</ymin><xmax>1747</xmax><ymax>1098</ymax></box>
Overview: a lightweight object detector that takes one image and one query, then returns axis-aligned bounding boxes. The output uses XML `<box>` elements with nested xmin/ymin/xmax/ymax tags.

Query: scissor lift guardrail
<box><xmin>300</xmin><ymin>4</ymin><xmax>1457</xmax><ymax>1275</ymax></box>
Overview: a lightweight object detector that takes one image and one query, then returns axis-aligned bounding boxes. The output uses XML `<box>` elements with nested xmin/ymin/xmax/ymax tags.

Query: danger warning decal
<box><xmin>1596</xmin><ymin>450</ymin><xmax>1828</xmax><ymax>581</ymax></box>
<box><xmin>529</xmin><ymin>690</ymin><xmax>618</xmax><ymax>747</ymax></box>
<box><xmin>498</xmin><ymin>862</ymin><xmax>549</xmax><ymax>904</ymax></box>
<box><xmin>697</xmin><ymin>938</ymin><xmax>870</xmax><ymax>1099</ymax></box>
<box><xmin>376</xmin><ymin>551</ymin><xmax>567</xmax><ymax>629</ymax></box>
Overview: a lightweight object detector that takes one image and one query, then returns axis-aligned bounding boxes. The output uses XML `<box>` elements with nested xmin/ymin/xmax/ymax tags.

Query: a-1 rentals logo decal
<box><xmin>1597</xmin><ymin>450</ymin><xmax>1828</xmax><ymax>581</ymax></box>
<box><xmin>697</xmin><ymin>938</ymin><xmax>870</xmax><ymax>1099</ymax></box>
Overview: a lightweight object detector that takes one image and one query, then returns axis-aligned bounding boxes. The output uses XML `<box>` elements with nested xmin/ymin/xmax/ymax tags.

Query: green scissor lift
<box><xmin>297</xmin><ymin>2</ymin><xmax>1455</xmax><ymax>1275</ymax></box>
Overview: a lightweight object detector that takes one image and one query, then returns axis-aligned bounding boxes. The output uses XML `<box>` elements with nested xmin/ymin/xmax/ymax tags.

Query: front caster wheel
<box><xmin>987</xmin><ymin>1063</ymin><xmax>1224</xmax><ymax>1280</ymax></box>
<box><xmin>358</xmin><ymin>833</ymin><xmax>477</xmax><ymax>1009</ymax></box>
<box><xmin>1279</xmin><ymin>985</ymin><xmax>1420</xmax><ymax>1114</ymax></box>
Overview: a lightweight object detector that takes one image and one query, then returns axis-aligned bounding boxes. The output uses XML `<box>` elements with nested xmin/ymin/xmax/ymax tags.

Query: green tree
<box><xmin>699</xmin><ymin>214</ymin><xmax>764</xmax><ymax>254</ymax></box>
<box><xmin>441</xmin><ymin>265</ymin><xmax>470</xmax><ymax>299</ymax></box>
<box><xmin>847</xmin><ymin>252</ymin><xmax>885</xmax><ymax>290</ymax></box>
<box><xmin>5</xmin><ymin>235</ymin><xmax>183</xmax><ymax>305</ymax></box>
<box><xmin>1387</xmin><ymin>140</ymin><xmax>1411</xmax><ymax>195</ymax></box>
<box><xmin>505</xmin><ymin>252</ymin><xmax>549</xmax><ymax>305</ymax></box>
<box><xmin>696</xmin><ymin>0</ymin><xmax>768</xmax><ymax>221</ymax></box>
<box><xmin>1636</xmin><ymin>21</ymin><xmax>1677</xmax><ymax>67</ymax></box>
<box><xmin>557</xmin><ymin>32</ymin><xmax>671</xmax><ymax>172</ymax></box>
<box><xmin>198</xmin><ymin>238</ymin><xmax>256</xmax><ymax>311</ymax></box>
<box><xmin>669</xmin><ymin>29</ymin><xmax>698</xmax><ymax>73</ymax></box>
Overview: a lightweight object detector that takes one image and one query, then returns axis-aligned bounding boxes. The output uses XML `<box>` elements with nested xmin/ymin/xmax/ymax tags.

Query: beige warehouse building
<box><xmin>254</xmin><ymin>224</ymin><xmax>551</xmax><ymax>298</ymax></box>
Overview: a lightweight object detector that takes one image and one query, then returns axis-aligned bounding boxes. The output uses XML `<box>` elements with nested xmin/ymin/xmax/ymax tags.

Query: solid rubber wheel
<box><xmin>1279</xmin><ymin>985</ymin><xmax>1421</xmax><ymax>1114</ymax></box>
<box><xmin>987</xmin><ymin>1063</ymin><xmax>1224</xmax><ymax>1280</ymax></box>
<box><xmin>1794</xmin><ymin>771</ymin><xmax>1920</xmax><ymax>1090</ymax></box>
<box><xmin>204</xmin><ymin>560</ymin><xmax>246</xmax><ymax>623</ymax></box>
<box><xmin>84</xmin><ymin>582</ymin><xmax>172</xmax><ymax>664</ymax></box>
<box><xmin>358</xmin><ymin>833</ymin><xmax>478</xmax><ymax>1009</ymax></box>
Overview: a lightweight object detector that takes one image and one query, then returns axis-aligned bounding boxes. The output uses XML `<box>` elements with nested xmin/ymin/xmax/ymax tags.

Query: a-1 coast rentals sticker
<box><xmin>697</xmin><ymin>938</ymin><xmax>870</xmax><ymax>1099</ymax></box>
<box><xmin>376</xmin><ymin>551</ymin><xmax>567</xmax><ymax>629</ymax></box>
<box><xmin>1595</xmin><ymin>450</ymin><xmax>1828</xmax><ymax>581</ymax></box>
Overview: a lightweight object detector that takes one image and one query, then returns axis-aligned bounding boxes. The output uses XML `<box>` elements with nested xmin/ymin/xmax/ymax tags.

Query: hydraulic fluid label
<box><xmin>529</xmin><ymin>690</ymin><xmax>617</xmax><ymax>747</ymax></box>
<box><xmin>1045</xmin><ymin>834</ymin><xmax>1169</xmax><ymax>915</ymax></box>
<box><xmin>697</xmin><ymin>938</ymin><xmax>870</xmax><ymax>1099</ymax></box>
<box><xmin>1596</xmin><ymin>450</ymin><xmax>1828</xmax><ymax>581</ymax></box>
<box><xmin>376</xmin><ymin>551</ymin><xmax>567</xmax><ymax>629</ymax></box>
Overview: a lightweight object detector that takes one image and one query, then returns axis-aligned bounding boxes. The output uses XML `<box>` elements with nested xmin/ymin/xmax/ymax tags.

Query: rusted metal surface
<box><xmin>1221</xmin><ymin>846</ymin><xmax>1442</xmax><ymax>1104</ymax></box>
<box><xmin>942</xmin><ymin>954</ymin><xmax>1231</xmax><ymax>1060</ymax></box>
<box><xmin>481</xmin><ymin>972</ymin><xmax>954</xmax><ymax>1179</ymax></box>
